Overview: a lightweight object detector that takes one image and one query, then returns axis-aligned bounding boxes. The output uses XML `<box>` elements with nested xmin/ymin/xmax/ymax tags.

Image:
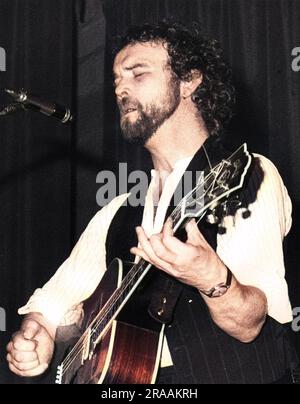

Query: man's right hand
<box><xmin>6</xmin><ymin>318</ymin><xmax>55</xmax><ymax>377</ymax></box>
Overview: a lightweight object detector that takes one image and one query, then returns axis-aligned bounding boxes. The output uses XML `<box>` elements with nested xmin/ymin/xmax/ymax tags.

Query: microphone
<box><xmin>2</xmin><ymin>88</ymin><xmax>73</xmax><ymax>123</ymax></box>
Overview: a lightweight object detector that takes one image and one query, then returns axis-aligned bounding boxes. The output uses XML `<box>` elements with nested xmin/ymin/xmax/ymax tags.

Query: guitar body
<box><xmin>71</xmin><ymin>258</ymin><xmax>164</xmax><ymax>384</ymax></box>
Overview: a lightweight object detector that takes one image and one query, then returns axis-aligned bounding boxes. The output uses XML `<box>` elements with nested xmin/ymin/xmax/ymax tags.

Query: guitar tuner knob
<box><xmin>157</xmin><ymin>308</ymin><xmax>164</xmax><ymax>316</ymax></box>
<box><xmin>208</xmin><ymin>193</ymin><xmax>216</xmax><ymax>200</ymax></box>
<box><xmin>206</xmin><ymin>212</ymin><xmax>219</xmax><ymax>224</ymax></box>
<box><xmin>217</xmin><ymin>225</ymin><xmax>227</xmax><ymax>235</ymax></box>
<box><xmin>242</xmin><ymin>208</ymin><xmax>251</xmax><ymax>219</ymax></box>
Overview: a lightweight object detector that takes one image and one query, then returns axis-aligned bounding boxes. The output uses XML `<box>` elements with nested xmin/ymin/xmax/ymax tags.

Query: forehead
<box><xmin>113</xmin><ymin>42</ymin><xmax>169</xmax><ymax>72</ymax></box>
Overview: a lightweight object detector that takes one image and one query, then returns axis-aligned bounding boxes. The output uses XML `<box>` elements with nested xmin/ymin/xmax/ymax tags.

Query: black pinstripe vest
<box><xmin>105</xmin><ymin>138</ymin><xmax>293</xmax><ymax>384</ymax></box>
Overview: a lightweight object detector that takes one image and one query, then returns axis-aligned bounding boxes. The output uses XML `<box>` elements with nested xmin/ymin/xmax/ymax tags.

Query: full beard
<box><xmin>119</xmin><ymin>80</ymin><xmax>181</xmax><ymax>146</ymax></box>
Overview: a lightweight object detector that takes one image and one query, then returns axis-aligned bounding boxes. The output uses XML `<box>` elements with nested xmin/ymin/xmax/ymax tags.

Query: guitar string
<box><xmin>59</xmin><ymin>169</ymin><xmax>218</xmax><ymax>376</ymax></box>
<box><xmin>59</xmin><ymin>186</ymin><xmax>203</xmax><ymax>375</ymax></box>
<box><xmin>60</xmin><ymin>148</ymin><xmax>249</xmax><ymax>379</ymax></box>
<box><xmin>59</xmin><ymin>197</ymin><xmax>190</xmax><ymax>375</ymax></box>
<box><xmin>80</xmin><ymin>147</ymin><xmax>246</xmax><ymax>359</ymax></box>
<box><xmin>59</xmin><ymin>168</ymin><xmax>220</xmax><ymax>376</ymax></box>
<box><xmin>59</xmin><ymin>163</ymin><xmax>227</xmax><ymax>377</ymax></box>
<box><xmin>80</xmin><ymin>173</ymin><xmax>216</xmax><ymax>338</ymax></box>
<box><xmin>60</xmin><ymin>258</ymin><xmax>148</xmax><ymax>373</ymax></box>
<box><xmin>59</xmin><ymin>180</ymin><xmax>216</xmax><ymax>376</ymax></box>
<box><xmin>202</xmin><ymin>144</ymin><xmax>213</xmax><ymax>171</ymax></box>
<box><xmin>61</xmin><ymin>154</ymin><xmax>246</xmax><ymax>376</ymax></box>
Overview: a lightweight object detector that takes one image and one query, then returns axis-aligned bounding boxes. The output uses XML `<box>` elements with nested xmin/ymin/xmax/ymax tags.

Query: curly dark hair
<box><xmin>113</xmin><ymin>20</ymin><xmax>236</xmax><ymax>137</ymax></box>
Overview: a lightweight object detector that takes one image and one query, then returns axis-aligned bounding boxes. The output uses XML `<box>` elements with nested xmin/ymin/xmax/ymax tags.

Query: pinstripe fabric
<box><xmin>105</xmin><ymin>142</ymin><xmax>295</xmax><ymax>383</ymax></box>
<box><xmin>162</xmin><ymin>288</ymin><xmax>291</xmax><ymax>383</ymax></box>
<box><xmin>107</xmin><ymin>204</ymin><xmax>292</xmax><ymax>384</ymax></box>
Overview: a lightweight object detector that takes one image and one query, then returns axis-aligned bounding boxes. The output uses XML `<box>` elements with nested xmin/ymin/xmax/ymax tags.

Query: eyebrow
<box><xmin>113</xmin><ymin>62</ymin><xmax>150</xmax><ymax>79</ymax></box>
<box><xmin>125</xmin><ymin>62</ymin><xmax>150</xmax><ymax>71</ymax></box>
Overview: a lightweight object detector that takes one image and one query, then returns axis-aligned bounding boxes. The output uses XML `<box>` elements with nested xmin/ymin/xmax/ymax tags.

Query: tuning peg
<box><xmin>242</xmin><ymin>208</ymin><xmax>251</xmax><ymax>219</ymax></box>
<box><xmin>217</xmin><ymin>225</ymin><xmax>227</xmax><ymax>235</ymax></box>
<box><xmin>206</xmin><ymin>207</ymin><xmax>220</xmax><ymax>224</ymax></box>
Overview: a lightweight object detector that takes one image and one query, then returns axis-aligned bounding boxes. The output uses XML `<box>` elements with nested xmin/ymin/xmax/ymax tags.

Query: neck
<box><xmin>145</xmin><ymin>103</ymin><xmax>209</xmax><ymax>173</ymax></box>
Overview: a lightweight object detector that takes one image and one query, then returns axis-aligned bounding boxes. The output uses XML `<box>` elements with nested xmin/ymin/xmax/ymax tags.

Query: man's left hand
<box><xmin>130</xmin><ymin>218</ymin><xmax>227</xmax><ymax>291</ymax></box>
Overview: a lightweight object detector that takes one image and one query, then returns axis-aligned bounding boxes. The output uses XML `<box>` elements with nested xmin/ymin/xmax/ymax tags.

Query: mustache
<box><xmin>117</xmin><ymin>97</ymin><xmax>141</xmax><ymax>115</ymax></box>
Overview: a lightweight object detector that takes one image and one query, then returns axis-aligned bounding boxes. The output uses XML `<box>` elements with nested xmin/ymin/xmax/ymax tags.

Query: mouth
<box><xmin>122</xmin><ymin>108</ymin><xmax>137</xmax><ymax>116</ymax></box>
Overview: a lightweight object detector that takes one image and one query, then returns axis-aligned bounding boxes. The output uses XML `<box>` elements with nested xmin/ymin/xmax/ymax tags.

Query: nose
<box><xmin>115</xmin><ymin>78</ymin><xmax>130</xmax><ymax>100</ymax></box>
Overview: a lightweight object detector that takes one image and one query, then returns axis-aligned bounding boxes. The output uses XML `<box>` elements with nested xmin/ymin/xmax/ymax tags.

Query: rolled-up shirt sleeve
<box><xmin>18</xmin><ymin>193</ymin><xmax>130</xmax><ymax>326</ymax></box>
<box><xmin>217</xmin><ymin>154</ymin><xmax>293</xmax><ymax>324</ymax></box>
<box><xmin>18</xmin><ymin>153</ymin><xmax>293</xmax><ymax>328</ymax></box>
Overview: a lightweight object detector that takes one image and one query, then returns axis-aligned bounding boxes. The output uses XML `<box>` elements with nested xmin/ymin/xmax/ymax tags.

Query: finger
<box><xmin>186</xmin><ymin>219</ymin><xmax>205</xmax><ymax>246</ymax></box>
<box><xmin>7</xmin><ymin>353</ymin><xmax>40</xmax><ymax>371</ymax></box>
<box><xmin>22</xmin><ymin>320</ymin><xmax>41</xmax><ymax>340</ymax></box>
<box><xmin>150</xmin><ymin>234</ymin><xmax>177</xmax><ymax>263</ymax></box>
<box><xmin>162</xmin><ymin>217</ymin><xmax>174</xmax><ymax>238</ymax></box>
<box><xmin>130</xmin><ymin>247</ymin><xmax>151</xmax><ymax>263</ymax></box>
<box><xmin>131</xmin><ymin>242</ymin><xmax>173</xmax><ymax>269</ymax></box>
<box><xmin>161</xmin><ymin>231</ymin><xmax>187</xmax><ymax>255</ymax></box>
<box><xmin>135</xmin><ymin>227</ymin><xmax>161</xmax><ymax>262</ymax></box>
<box><xmin>6</xmin><ymin>341</ymin><xmax>13</xmax><ymax>353</ymax></box>
<box><xmin>12</xmin><ymin>350</ymin><xmax>38</xmax><ymax>363</ymax></box>
<box><xmin>8</xmin><ymin>361</ymin><xmax>48</xmax><ymax>377</ymax></box>
<box><xmin>135</xmin><ymin>227</ymin><xmax>172</xmax><ymax>270</ymax></box>
<box><xmin>12</xmin><ymin>334</ymin><xmax>37</xmax><ymax>352</ymax></box>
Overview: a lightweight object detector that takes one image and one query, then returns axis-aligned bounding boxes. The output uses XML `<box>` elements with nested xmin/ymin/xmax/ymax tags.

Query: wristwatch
<box><xmin>199</xmin><ymin>266</ymin><xmax>232</xmax><ymax>298</ymax></box>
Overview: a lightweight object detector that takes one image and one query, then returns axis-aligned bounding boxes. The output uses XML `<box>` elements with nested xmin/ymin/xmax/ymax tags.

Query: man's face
<box><xmin>113</xmin><ymin>42</ymin><xmax>181</xmax><ymax>145</ymax></box>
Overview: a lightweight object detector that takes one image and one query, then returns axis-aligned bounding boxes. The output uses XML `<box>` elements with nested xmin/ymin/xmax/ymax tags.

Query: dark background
<box><xmin>0</xmin><ymin>0</ymin><xmax>299</xmax><ymax>383</ymax></box>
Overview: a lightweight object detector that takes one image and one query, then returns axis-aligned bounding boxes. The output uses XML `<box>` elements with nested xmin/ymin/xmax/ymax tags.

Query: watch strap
<box><xmin>199</xmin><ymin>266</ymin><xmax>232</xmax><ymax>298</ymax></box>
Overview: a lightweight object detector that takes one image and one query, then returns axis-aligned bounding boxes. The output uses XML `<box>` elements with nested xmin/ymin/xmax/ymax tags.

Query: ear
<box><xmin>181</xmin><ymin>70</ymin><xmax>203</xmax><ymax>99</ymax></box>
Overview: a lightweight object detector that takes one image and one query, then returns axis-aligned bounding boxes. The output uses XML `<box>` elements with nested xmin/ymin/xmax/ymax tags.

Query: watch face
<box><xmin>211</xmin><ymin>285</ymin><xmax>228</xmax><ymax>297</ymax></box>
<box><xmin>200</xmin><ymin>268</ymin><xmax>232</xmax><ymax>298</ymax></box>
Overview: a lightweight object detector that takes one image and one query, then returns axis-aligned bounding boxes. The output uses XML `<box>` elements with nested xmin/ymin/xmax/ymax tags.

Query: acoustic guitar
<box><xmin>55</xmin><ymin>144</ymin><xmax>251</xmax><ymax>384</ymax></box>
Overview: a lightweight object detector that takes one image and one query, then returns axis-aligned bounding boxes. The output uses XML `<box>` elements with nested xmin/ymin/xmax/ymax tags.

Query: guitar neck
<box><xmin>85</xmin><ymin>204</ymin><xmax>192</xmax><ymax>343</ymax></box>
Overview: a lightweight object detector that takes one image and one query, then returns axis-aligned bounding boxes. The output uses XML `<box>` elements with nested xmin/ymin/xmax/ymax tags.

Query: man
<box><xmin>7</xmin><ymin>21</ymin><xmax>296</xmax><ymax>383</ymax></box>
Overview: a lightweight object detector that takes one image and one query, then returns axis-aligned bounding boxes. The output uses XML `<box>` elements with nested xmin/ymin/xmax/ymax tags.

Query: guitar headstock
<box><xmin>177</xmin><ymin>144</ymin><xmax>252</xmax><ymax>222</ymax></box>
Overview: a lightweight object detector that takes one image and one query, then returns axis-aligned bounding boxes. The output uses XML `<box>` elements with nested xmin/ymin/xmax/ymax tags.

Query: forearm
<box><xmin>131</xmin><ymin>219</ymin><xmax>268</xmax><ymax>343</ymax></box>
<box><xmin>202</xmin><ymin>277</ymin><xmax>268</xmax><ymax>343</ymax></box>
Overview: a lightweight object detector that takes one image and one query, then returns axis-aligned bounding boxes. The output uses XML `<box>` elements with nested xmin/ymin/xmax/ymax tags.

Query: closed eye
<box><xmin>134</xmin><ymin>72</ymin><xmax>149</xmax><ymax>80</ymax></box>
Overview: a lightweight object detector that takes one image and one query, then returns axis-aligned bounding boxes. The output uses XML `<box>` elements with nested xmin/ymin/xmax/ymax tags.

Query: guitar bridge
<box><xmin>55</xmin><ymin>364</ymin><xmax>63</xmax><ymax>384</ymax></box>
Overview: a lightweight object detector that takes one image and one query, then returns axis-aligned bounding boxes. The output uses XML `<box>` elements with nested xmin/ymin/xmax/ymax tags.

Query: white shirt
<box><xmin>19</xmin><ymin>153</ymin><xmax>293</xmax><ymax>365</ymax></box>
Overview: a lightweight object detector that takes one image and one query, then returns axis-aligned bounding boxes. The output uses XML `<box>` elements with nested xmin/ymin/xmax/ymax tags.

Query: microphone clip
<box><xmin>0</xmin><ymin>102</ymin><xmax>25</xmax><ymax>116</ymax></box>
